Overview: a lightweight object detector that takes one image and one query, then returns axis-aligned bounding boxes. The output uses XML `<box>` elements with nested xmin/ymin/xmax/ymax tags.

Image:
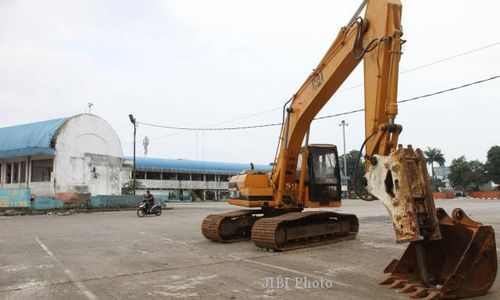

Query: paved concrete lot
<box><xmin>1</xmin><ymin>199</ymin><xmax>499</xmax><ymax>300</ymax></box>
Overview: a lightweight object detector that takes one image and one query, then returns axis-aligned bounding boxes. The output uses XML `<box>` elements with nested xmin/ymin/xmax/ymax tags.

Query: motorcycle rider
<box><xmin>143</xmin><ymin>190</ymin><xmax>155</xmax><ymax>212</ymax></box>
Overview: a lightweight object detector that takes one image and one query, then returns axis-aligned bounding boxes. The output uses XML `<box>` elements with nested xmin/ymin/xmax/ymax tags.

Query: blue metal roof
<box><xmin>0</xmin><ymin>118</ymin><xmax>68</xmax><ymax>159</ymax></box>
<box><xmin>124</xmin><ymin>156</ymin><xmax>272</xmax><ymax>175</ymax></box>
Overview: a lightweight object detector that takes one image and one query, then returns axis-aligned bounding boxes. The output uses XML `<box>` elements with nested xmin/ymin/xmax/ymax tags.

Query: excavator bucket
<box><xmin>381</xmin><ymin>208</ymin><xmax>497</xmax><ymax>299</ymax></box>
<box><xmin>366</xmin><ymin>145</ymin><xmax>497</xmax><ymax>299</ymax></box>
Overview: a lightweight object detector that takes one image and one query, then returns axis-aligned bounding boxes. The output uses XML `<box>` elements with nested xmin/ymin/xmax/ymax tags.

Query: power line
<box><xmin>138</xmin><ymin>74</ymin><xmax>500</xmax><ymax>131</ymax></box>
<box><xmin>337</xmin><ymin>41</ymin><xmax>500</xmax><ymax>92</ymax></box>
<box><xmin>398</xmin><ymin>74</ymin><xmax>500</xmax><ymax>104</ymax></box>
<box><xmin>144</xmin><ymin>40</ymin><xmax>500</xmax><ymax>135</ymax></box>
<box><xmin>141</xmin><ymin>40</ymin><xmax>500</xmax><ymax>138</ymax></box>
<box><xmin>401</xmin><ymin>41</ymin><xmax>500</xmax><ymax>74</ymax></box>
<box><xmin>147</xmin><ymin>107</ymin><xmax>281</xmax><ymax>141</ymax></box>
<box><xmin>115</xmin><ymin>123</ymin><xmax>131</xmax><ymax>132</ymax></box>
<box><xmin>139</xmin><ymin>120</ymin><xmax>282</xmax><ymax>131</ymax></box>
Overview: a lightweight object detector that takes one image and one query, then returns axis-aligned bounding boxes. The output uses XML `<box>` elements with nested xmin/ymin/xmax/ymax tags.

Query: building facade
<box><xmin>0</xmin><ymin>114</ymin><xmax>271</xmax><ymax>204</ymax></box>
<box><xmin>0</xmin><ymin>114</ymin><xmax>123</xmax><ymax>197</ymax></box>
<box><xmin>433</xmin><ymin>166</ymin><xmax>451</xmax><ymax>188</ymax></box>
<box><xmin>123</xmin><ymin>157</ymin><xmax>271</xmax><ymax>201</ymax></box>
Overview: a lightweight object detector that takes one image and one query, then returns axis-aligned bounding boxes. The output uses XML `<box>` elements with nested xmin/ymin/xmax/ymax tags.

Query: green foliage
<box><xmin>121</xmin><ymin>179</ymin><xmax>144</xmax><ymax>195</ymax></box>
<box><xmin>430</xmin><ymin>177</ymin><xmax>445</xmax><ymax>192</ymax></box>
<box><xmin>339</xmin><ymin>150</ymin><xmax>365</xmax><ymax>193</ymax></box>
<box><xmin>448</xmin><ymin>156</ymin><xmax>468</xmax><ymax>190</ymax></box>
<box><xmin>485</xmin><ymin>145</ymin><xmax>500</xmax><ymax>185</ymax></box>
<box><xmin>468</xmin><ymin>160</ymin><xmax>489</xmax><ymax>191</ymax></box>
<box><xmin>448</xmin><ymin>156</ymin><xmax>489</xmax><ymax>191</ymax></box>
<box><xmin>424</xmin><ymin>147</ymin><xmax>446</xmax><ymax>177</ymax></box>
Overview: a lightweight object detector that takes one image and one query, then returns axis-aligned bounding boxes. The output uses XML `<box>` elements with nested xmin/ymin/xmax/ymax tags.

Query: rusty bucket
<box><xmin>381</xmin><ymin>208</ymin><xmax>497</xmax><ymax>299</ymax></box>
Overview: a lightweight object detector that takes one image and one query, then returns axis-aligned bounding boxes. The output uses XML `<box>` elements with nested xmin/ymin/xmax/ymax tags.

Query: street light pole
<box><xmin>129</xmin><ymin>114</ymin><xmax>137</xmax><ymax>195</ymax></box>
<box><xmin>339</xmin><ymin>120</ymin><xmax>349</xmax><ymax>184</ymax></box>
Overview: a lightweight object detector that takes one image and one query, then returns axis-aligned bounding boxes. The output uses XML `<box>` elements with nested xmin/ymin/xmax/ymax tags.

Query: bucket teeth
<box><xmin>399</xmin><ymin>283</ymin><xmax>419</xmax><ymax>293</ymax></box>
<box><xmin>380</xmin><ymin>276</ymin><xmax>396</xmax><ymax>285</ymax></box>
<box><xmin>381</xmin><ymin>277</ymin><xmax>442</xmax><ymax>299</ymax></box>
<box><xmin>410</xmin><ymin>287</ymin><xmax>430</xmax><ymax>298</ymax></box>
<box><xmin>423</xmin><ymin>291</ymin><xmax>441</xmax><ymax>300</ymax></box>
<box><xmin>381</xmin><ymin>276</ymin><xmax>442</xmax><ymax>299</ymax></box>
<box><xmin>389</xmin><ymin>279</ymin><xmax>408</xmax><ymax>289</ymax></box>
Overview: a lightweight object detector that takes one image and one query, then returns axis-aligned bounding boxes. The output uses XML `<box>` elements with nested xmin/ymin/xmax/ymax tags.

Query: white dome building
<box><xmin>0</xmin><ymin>114</ymin><xmax>123</xmax><ymax>198</ymax></box>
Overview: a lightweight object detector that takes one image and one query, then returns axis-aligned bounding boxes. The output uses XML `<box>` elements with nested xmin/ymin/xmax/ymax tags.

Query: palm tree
<box><xmin>424</xmin><ymin>147</ymin><xmax>446</xmax><ymax>177</ymax></box>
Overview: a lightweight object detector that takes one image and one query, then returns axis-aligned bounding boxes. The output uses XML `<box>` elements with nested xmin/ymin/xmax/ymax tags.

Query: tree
<box><xmin>424</xmin><ymin>147</ymin><xmax>445</xmax><ymax>177</ymax></box>
<box><xmin>448</xmin><ymin>156</ymin><xmax>489</xmax><ymax>191</ymax></box>
<box><xmin>468</xmin><ymin>160</ymin><xmax>489</xmax><ymax>191</ymax></box>
<box><xmin>448</xmin><ymin>156</ymin><xmax>469</xmax><ymax>190</ymax></box>
<box><xmin>485</xmin><ymin>146</ymin><xmax>500</xmax><ymax>187</ymax></box>
<box><xmin>339</xmin><ymin>150</ymin><xmax>365</xmax><ymax>193</ymax></box>
<box><xmin>430</xmin><ymin>177</ymin><xmax>445</xmax><ymax>192</ymax></box>
<box><xmin>122</xmin><ymin>179</ymin><xmax>144</xmax><ymax>195</ymax></box>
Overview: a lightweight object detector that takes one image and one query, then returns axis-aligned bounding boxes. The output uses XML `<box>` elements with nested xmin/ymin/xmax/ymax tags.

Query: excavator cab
<box><xmin>303</xmin><ymin>144</ymin><xmax>342</xmax><ymax>202</ymax></box>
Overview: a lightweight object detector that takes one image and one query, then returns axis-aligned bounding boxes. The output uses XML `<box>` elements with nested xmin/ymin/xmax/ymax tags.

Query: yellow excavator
<box><xmin>202</xmin><ymin>0</ymin><xmax>497</xmax><ymax>298</ymax></box>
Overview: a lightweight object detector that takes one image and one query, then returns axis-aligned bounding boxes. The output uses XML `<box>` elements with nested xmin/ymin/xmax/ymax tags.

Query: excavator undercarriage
<box><xmin>252</xmin><ymin>211</ymin><xmax>358</xmax><ymax>251</ymax></box>
<box><xmin>202</xmin><ymin>209</ymin><xmax>359</xmax><ymax>251</ymax></box>
<box><xmin>201</xmin><ymin>209</ymin><xmax>262</xmax><ymax>242</ymax></box>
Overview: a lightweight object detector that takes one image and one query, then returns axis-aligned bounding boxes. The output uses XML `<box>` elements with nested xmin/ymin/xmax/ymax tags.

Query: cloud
<box><xmin>0</xmin><ymin>0</ymin><xmax>499</xmax><ymax>164</ymax></box>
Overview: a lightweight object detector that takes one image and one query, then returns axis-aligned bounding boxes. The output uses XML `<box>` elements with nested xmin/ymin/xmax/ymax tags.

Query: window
<box><xmin>20</xmin><ymin>162</ymin><xmax>26</xmax><ymax>183</ymax></box>
<box><xmin>146</xmin><ymin>172</ymin><xmax>161</xmax><ymax>180</ymax></box>
<box><xmin>31</xmin><ymin>159</ymin><xmax>53</xmax><ymax>182</ymax></box>
<box><xmin>135</xmin><ymin>171</ymin><xmax>146</xmax><ymax>179</ymax></box>
<box><xmin>219</xmin><ymin>175</ymin><xmax>229</xmax><ymax>182</ymax></box>
<box><xmin>178</xmin><ymin>173</ymin><xmax>190</xmax><ymax>181</ymax></box>
<box><xmin>296</xmin><ymin>152</ymin><xmax>304</xmax><ymax>181</ymax></box>
<box><xmin>162</xmin><ymin>172</ymin><xmax>177</xmax><ymax>180</ymax></box>
<box><xmin>191</xmin><ymin>174</ymin><xmax>203</xmax><ymax>181</ymax></box>
<box><xmin>205</xmin><ymin>174</ymin><xmax>215</xmax><ymax>181</ymax></box>
<box><xmin>12</xmin><ymin>162</ymin><xmax>19</xmax><ymax>183</ymax></box>
<box><xmin>6</xmin><ymin>163</ymin><xmax>12</xmax><ymax>183</ymax></box>
<box><xmin>312</xmin><ymin>152</ymin><xmax>338</xmax><ymax>184</ymax></box>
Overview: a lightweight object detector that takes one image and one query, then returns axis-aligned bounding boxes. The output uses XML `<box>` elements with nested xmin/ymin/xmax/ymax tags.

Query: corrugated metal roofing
<box><xmin>124</xmin><ymin>156</ymin><xmax>272</xmax><ymax>175</ymax></box>
<box><xmin>0</xmin><ymin>118</ymin><xmax>67</xmax><ymax>159</ymax></box>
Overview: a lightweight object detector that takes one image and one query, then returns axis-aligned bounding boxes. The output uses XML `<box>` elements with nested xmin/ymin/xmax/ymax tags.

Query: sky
<box><xmin>0</xmin><ymin>0</ymin><xmax>499</xmax><ymax>165</ymax></box>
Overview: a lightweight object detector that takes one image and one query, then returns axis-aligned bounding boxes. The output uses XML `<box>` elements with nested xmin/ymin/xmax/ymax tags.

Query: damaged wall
<box><xmin>53</xmin><ymin>114</ymin><xmax>123</xmax><ymax>196</ymax></box>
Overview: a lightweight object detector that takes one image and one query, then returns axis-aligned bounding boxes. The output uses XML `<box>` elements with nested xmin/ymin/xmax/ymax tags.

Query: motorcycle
<box><xmin>137</xmin><ymin>201</ymin><xmax>162</xmax><ymax>217</ymax></box>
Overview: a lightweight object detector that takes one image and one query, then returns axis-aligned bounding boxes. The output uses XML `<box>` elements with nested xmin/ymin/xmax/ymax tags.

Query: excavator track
<box><xmin>252</xmin><ymin>211</ymin><xmax>359</xmax><ymax>251</ymax></box>
<box><xmin>202</xmin><ymin>209</ymin><xmax>263</xmax><ymax>242</ymax></box>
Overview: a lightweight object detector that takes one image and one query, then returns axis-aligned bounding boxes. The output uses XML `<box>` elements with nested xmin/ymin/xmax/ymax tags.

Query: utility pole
<box><xmin>339</xmin><ymin>120</ymin><xmax>349</xmax><ymax>187</ymax></box>
<box><xmin>129</xmin><ymin>114</ymin><xmax>137</xmax><ymax>195</ymax></box>
<box><xmin>143</xmin><ymin>136</ymin><xmax>149</xmax><ymax>156</ymax></box>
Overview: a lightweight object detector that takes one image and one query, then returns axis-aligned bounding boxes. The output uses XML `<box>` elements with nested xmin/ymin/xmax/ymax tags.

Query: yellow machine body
<box><xmin>229</xmin><ymin>144</ymin><xmax>343</xmax><ymax>209</ymax></box>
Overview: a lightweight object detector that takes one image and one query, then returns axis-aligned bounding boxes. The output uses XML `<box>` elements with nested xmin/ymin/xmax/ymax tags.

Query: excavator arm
<box><xmin>272</xmin><ymin>0</ymin><xmax>405</xmax><ymax>204</ymax></box>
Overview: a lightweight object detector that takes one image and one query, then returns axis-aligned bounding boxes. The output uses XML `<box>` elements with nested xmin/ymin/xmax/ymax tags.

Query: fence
<box><xmin>468</xmin><ymin>191</ymin><xmax>500</xmax><ymax>199</ymax></box>
<box><xmin>90</xmin><ymin>195</ymin><xmax>143</xmax><ymax>208</ymax></box>
<box><xmin>0</xmin><ymin>188</ymin><xmax>169</xmax><ymax>210</ymax></box>
<box><xmin>0</xmin><ymin>188</ymin><xmax>30</xmax><ymax>208</ymax></box>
